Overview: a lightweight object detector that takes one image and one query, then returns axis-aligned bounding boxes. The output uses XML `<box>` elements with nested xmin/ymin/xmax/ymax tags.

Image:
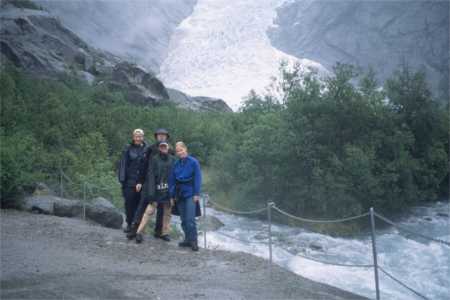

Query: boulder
<box><xmin>436</xmin><ymin>212</ymin><xmax>449</xmax><ymax>218</ymax></box>
<box><xmin>91</xmin><ymin>197</ymin><xmax>115</xmax><ymax>209</ymax></box>
<box><xmin>85</xmin><ymin>200</ymin><xmax>123</xmax><ymax>229</ymax></box>
<box><xmin>198</xmin><ymin>215</ymin><xmax>225</xmax><ymax>232</ymax></box>
<box><xmin>53</xmin><ymin>198</ymin><xmax>83</xmax><ymax>218</ymax></box>
<box><xmin>32</xmin><ymin>182</ymin><xmax>55</xmax><ymax>196</ymax></box>
<box><xmin>23</xmin><ymin>195</ymin><xmax>59</xmax><ymax>214</ymax></box>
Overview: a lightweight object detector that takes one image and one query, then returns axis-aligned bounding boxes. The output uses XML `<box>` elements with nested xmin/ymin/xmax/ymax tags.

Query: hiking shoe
<box><xmin>126</xmin><ymin>223</ymin><xmax>138</xmax><ymax>240</ymax></box>
<box><xmin>178</xmin><ymin>240</ymin><xmax>190</xmax><ymax>247</ymax></box>
<box><xmin>123</xmin><ymin>224</ymin><xmax>131</xmax><ymax>233</ymax></box>
<box><xmin>160</xmin><ymin>235</ymin><xmax>171</xmax><ymax>242</ymax></box>
<box><xmin>190</xmin><ymin>241</ymin><xmax>199</xmax><ymax>252</ymax></box>
<box><xmin>135</xmin><ymin>233</ymin><xmax>143</xmax><ymax>244</ymax></box>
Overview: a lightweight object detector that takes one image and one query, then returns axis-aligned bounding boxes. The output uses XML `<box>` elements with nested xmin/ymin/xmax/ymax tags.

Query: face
<box><xmin>156</xmin><ymin>133</ymin><xmax>168</xmax><ymax>142</ymax></box>
<box><xmin>159</xmin><ymin>144</ymin><xmax>169</xmax><ymax>154</ymax></box>
<box><xmin>176</xmin><ymin>146</ymin><xmax>188</xmax><ymax>159</ymax></box>
<box><xmin>133</xmin><ymin>133</ymin><xmax>144</xmax><ymax>145</ymax></box>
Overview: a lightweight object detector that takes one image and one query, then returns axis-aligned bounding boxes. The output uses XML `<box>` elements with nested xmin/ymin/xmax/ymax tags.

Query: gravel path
<box><xmin>0</xmin><ymin>210</ymin><xmax>366</xmax><ymax>299</ymax></box>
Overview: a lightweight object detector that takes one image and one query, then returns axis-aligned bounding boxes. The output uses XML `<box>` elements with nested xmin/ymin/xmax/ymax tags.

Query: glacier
<box><xmin>159</xmin><ymin>0</ymin><xmax>325</xmax><ymax>110</ymax></box>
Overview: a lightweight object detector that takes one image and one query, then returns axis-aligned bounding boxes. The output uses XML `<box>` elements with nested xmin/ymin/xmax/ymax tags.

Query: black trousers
<box><xmin>122</xmin><ymin>186</ymin><xmax>141</xmax><ymax>226</ymax></box>
<box><xmin>154</xmin><ymin>203</ymin><xmax>164</xmax><ymax>236</ymax></box>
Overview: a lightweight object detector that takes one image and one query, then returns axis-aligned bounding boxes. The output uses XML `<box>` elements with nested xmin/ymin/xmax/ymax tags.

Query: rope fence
<box><xmin>53</xmin><ymin>170</ymin><xmax>120</xmax><ymax>220</ymax></box>
<box><xmin>272</xmin><ymin>205</ymin><xmax>370</xmax><ymax>223</ymax></box>
<box><xmin>203</xmin><ymin>198</ymin><xmax>447</xmax><ymax>300</ymax></box>
<box><xmin>207</xmin><ymin>198</ymin><xmax>267</xmax><ymax>215</ymax></box>
<box><xmin>378</xmin><ymin>266</ymin><xmax>430</xmax><ymax>300</ymax></box>
<box><xmin>52</xmin><ymin>171</ymin><xmax>447</xmax><ymax>300</ymax></box>
<box><xmin>374</xmin><ymin>212</ymin><xmax>450</xmax><ymax>246</ymax></box>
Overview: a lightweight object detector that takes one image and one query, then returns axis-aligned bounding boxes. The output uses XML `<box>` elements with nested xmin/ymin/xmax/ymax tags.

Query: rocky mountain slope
<box><xmin>0</xmin><ymin>1</ymin><xmax>231</xmax><ymax>112</ymax></box>
<box><xmin>34</xmin><ymin>0</ymin><xmax>197</xmax><ymax>72</ymax></box>
<box><xmin>269</xmin><ymin>0</ymin><xmax>449</xmax><ymax>100</ymax></box>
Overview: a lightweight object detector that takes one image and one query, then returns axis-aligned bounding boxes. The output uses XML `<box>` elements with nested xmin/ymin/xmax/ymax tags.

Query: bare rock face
<box><xmin>269</xmin><ymin>0</ymin><xmax>449</xmax><ymax>101</ymax></box>
<box><xmin>0</xmin><ymin>4</ymin><xmax>119</xmax><ymax>80</ymax></box>
<box><xmin>167</xmin><ymin>88</ymin><xmax>233</xmax><ymax>113</ymax></box>
<box><xmin>0</xmin><ymin>3</ymin><xmax>232</xmax><ymax>112</ymax></box>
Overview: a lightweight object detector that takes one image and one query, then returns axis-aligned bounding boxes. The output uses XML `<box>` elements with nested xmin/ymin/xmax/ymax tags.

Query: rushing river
<box><xmin>197</xmin><ymin>201</ymin><xmax>449</xmax><ymax>299</ymax></box>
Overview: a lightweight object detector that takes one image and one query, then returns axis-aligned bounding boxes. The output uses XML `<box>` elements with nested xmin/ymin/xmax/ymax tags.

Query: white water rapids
<box><xmin>194</xmin><ymin>202</ymin><xmax>450</xmax><ymax>300</ymax></box>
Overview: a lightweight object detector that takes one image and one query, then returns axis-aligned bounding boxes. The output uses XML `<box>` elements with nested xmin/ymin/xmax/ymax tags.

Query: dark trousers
<box><xmin>154</xmin><ymin>203</ymin><xmax>164</xmax><ymax>236</ymax></box>
<box><xmin>177</xmin><ymin>197</ymin><xmax>197</xmax><ymax>242</ymax></box>
<box><xmin>122</xmin><ymin>186</ymin><xmax>140</xmax><ymax>226</ymax></box>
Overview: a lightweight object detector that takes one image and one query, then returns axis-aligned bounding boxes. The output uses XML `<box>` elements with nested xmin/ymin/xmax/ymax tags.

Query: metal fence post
<box><xmin>82</xmin><ymin>182</ymin><xmax>87</xmax><ymax>220</ymax></box>
<box><xmin>202</xmin><ymin>195</ymin><xmax>207</xmax><ymax>249</ymax></box>
<box><xmin>59</xmin><ymin>171</ymin><xmax>64</xmax><ymax>198</ymax></box>
<box><xmin>267</xmin><ymin>201</ymin><xmax>274</xmax><ymax>277</ymax></box>
<box><xmin>370</xmin><ymin>207</ymin><xmax>381</xmax><ymax>300</ymax></box>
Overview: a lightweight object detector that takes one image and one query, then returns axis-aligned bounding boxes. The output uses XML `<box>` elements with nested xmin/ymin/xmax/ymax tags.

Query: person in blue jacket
<box><xmin>169</xmin><ymin>141</ymin><xmax>202</xmax><ymax>251</ymax></box>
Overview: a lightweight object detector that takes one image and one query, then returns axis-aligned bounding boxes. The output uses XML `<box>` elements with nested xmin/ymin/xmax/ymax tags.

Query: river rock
<box><xmin>436</xmin><ymin>212</ymin><xmax>449</xmax><ymax>218</ymax></box>
<box><xmin>198</xmin><ymin>215</ymin><xmax>225</xmax><ymax>232</ymax></box>
<box><xmin>309</xmin><ymin>242</ymin><xmax>324</xmax><ymax>251</ymax></box>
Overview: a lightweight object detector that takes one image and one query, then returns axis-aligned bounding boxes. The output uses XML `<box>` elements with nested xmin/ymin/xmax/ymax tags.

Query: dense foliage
<box><xmin>1</xmin><ymin>63</ymin><xmax>448</xmax><ymax>230</ymax></box>
<box><xmin>209</xmin><ymin>63</ymin><xmax>448</xmax><ymax>228</ymax></box>
<box><xmin>0</xmin><ymin>67</ymin><xmax>233</xmax><ymax>207</ymax></box>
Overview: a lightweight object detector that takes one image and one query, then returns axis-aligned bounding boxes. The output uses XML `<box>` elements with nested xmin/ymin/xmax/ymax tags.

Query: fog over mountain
<box><xmin>35</xmin><ymin>0</ymin><xmax>197</xmax><ymax>72</ymax></box>
<box><xmin>31</xmin><ymin>0</ymin><xmax>450</xmax><ymax>107</ymax></box>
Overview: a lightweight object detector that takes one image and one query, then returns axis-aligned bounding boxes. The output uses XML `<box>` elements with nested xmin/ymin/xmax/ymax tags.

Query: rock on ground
<box><xmin>21</xmin><ymin>195</ymin><xmax>123</xmax><ymax>229</ymax></box>
<box><xmin>0</xmin><ymin>210</ymin><xmax>367</xmax><ymax>300</ymax></box>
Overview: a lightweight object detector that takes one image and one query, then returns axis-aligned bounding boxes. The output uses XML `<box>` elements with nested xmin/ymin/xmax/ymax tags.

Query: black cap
<box><xmin>154</xmin><ymin>128</ymin><xmax>170</xmax><ymax>138</ymax></box>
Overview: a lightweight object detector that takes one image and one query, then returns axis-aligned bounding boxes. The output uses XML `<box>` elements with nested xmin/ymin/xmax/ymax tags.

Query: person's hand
<box><xmin>136</xmin><ymin>184</ymin><xmax>142</xmax><ymax>192</ymax></box>
<box><xmin>170</xmin><ymin>198</ymin><xmax>175</xmax><ymax>206</ymax></box>
<box><xmin>193</xmin><ymin>195</ymin><xmax>200</xmax><ymax>203</ymax></box>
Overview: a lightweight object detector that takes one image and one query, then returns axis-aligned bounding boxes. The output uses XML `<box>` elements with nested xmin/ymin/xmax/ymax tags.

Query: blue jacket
<box><xmin>169</xmin><ymin>155</ymin><xmax>202</xmax><ymax>199</ymax></box>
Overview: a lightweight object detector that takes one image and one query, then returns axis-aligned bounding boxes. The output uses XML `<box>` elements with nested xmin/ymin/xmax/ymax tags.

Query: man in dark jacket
<box><xmin>133</xmin><ymin>141</ymin><xmax>176</xmax><ymax>243</ymax></box>
<box><xmin>127</xmin><ymin>128</ymin><xmax>174</xmax><ymax>239</ymax></box>
<box><xmin>118</xmin><ymin>129</ymin><xmax>150</xmax><ymax>234</ymax></box>
<box><xmin>149</xmin><ymin>128</ymin><xmax>174</xmax><ymax>238</ymax></box>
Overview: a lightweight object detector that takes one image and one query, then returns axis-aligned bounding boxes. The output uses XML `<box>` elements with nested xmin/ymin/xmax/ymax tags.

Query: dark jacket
<box><xmin>138</xmin><ymin>141</ymin><xmax>175</xmax><ymax>185</ymax></box>
<box><xmin>118</xmin><ymin>141</ymin><xmax>150</xmax><ymax>187</ymax></box>
<box><xmin>142</xmin><ymin>152</ymin><xmax>176</xmax><ymax>203</ymax></box>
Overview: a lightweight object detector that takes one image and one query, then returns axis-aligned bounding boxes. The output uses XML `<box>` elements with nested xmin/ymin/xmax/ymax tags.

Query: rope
<box><xmin>208</xmin><ymin>199</ymin><xmax>267</xmax><ymax>215</ymax></box>
<box><xmin>272</xmin><ymin>205</ymin><xmax>370</xmax><ymax>224</ymax></box>
<box><xmin>295</xmin><ymin>252</ymin><xmax>373</xmax><ymax>268</ymax></box>
<box><xmin>378</xmin><ymin>266</ymin><xmax>430</xmax><ymax>300</ymax></box>
<box><xmin>374</xmin><ymin>212</ymin><xmax>450</xmax><ymax>247</ymax></box>
<box><xmin>213</xmin><ymin>231</ymin><xmax>268</xmax><ymax>245</ymax></box>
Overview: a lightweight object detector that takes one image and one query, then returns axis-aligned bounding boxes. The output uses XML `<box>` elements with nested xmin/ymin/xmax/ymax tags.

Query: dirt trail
<box><xmin>0</xmin><ymin>210</ymin><xmax>366</xmax><ymax>299</ymax></box>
